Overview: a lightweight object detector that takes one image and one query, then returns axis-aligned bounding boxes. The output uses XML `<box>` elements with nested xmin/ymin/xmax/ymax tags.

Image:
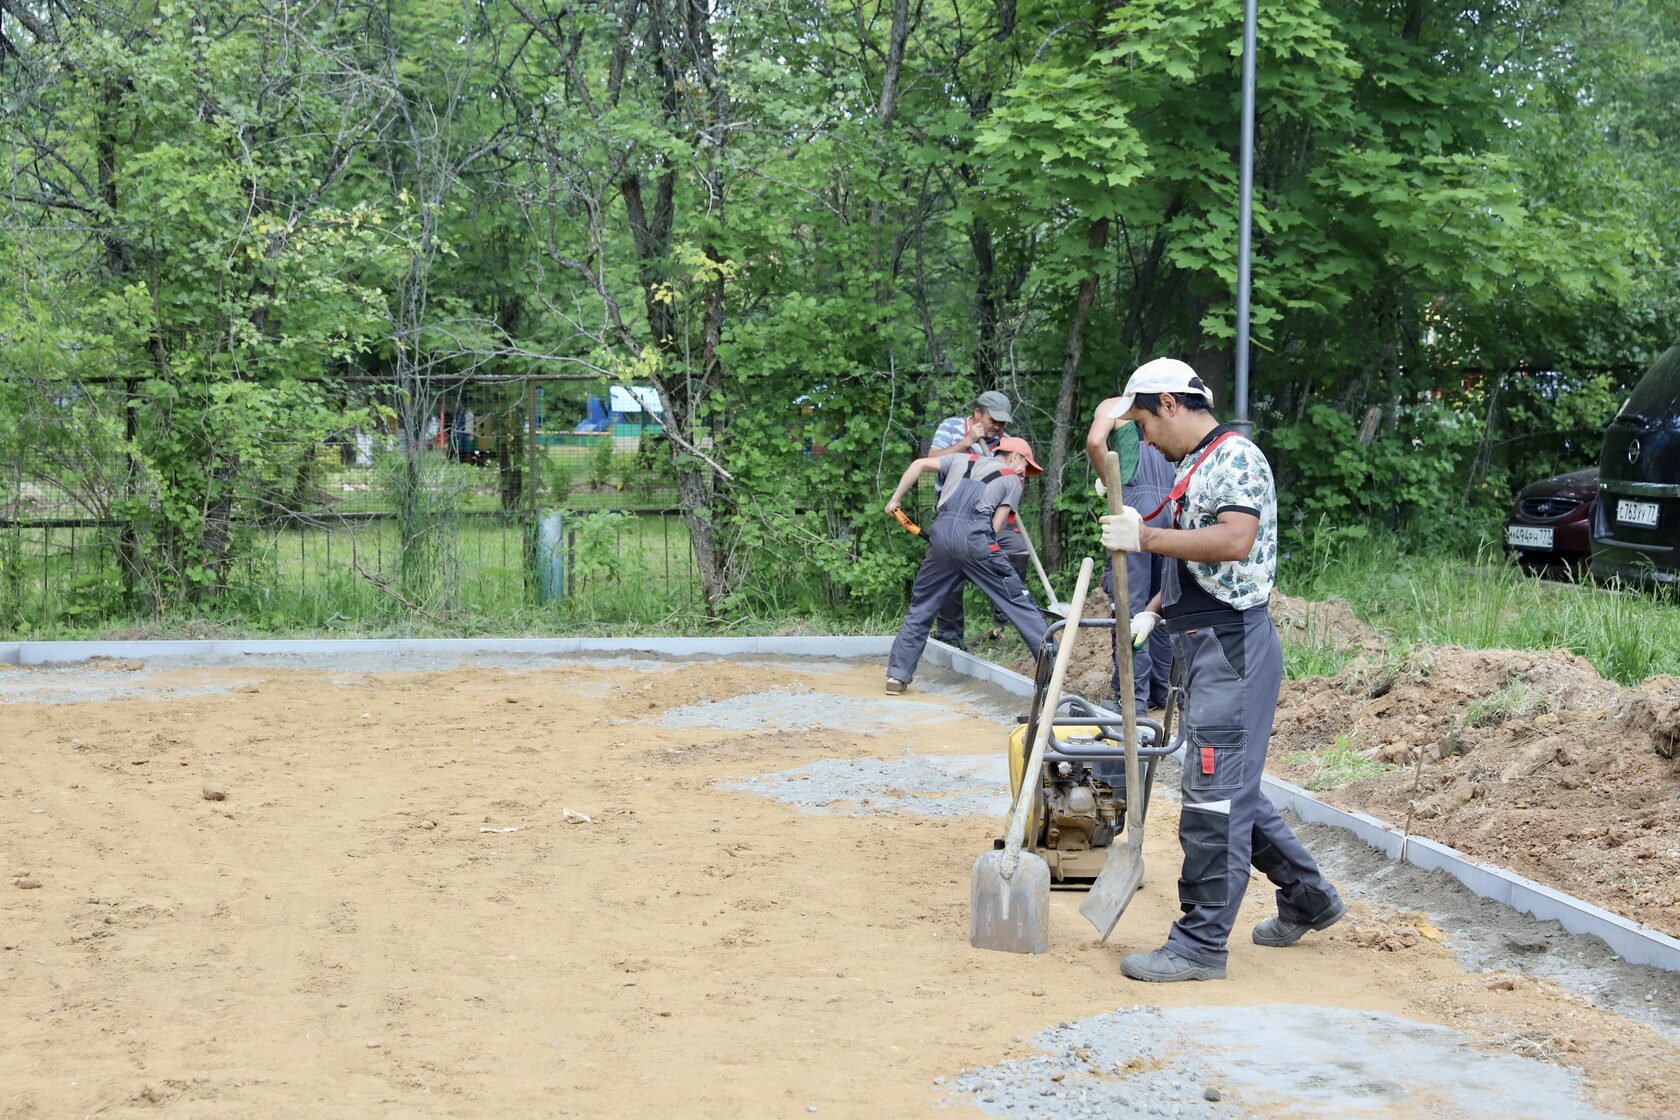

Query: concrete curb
<box><xmin>0</xmin><ymin>635</ymin><xmax>895</xmax><ymax>666</ymax></box>
<box><xmin>6</xmin><ymin>634</ymin><xmax>1678</xmax><ymax>971</ymax></box>
<box><xmin>1264</xmin><ymin>775</ymin><xmax>1680</xmax><ymax>971</ymax></box>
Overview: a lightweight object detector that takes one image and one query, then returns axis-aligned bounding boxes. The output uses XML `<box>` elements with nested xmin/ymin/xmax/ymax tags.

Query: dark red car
<box><xmin>1505</xmin><ymin>468</ymin><xmax>1598</xmax><ymax>573</ymax></box>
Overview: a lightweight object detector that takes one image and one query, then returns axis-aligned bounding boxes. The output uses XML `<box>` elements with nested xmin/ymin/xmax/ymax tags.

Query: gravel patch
<box><xmin>727</xmin><ymin>753</ymin><xmax>1009</xmax><ymax>818</ymax></box>
<box><xmin>949</xmin><ymin>1005</ymin><xmax>1612</xmax><ymax>1119</ymax></box>
<box><xmin>661</xmin><ymin>689</ymin><xmax>954</xmax><ymax>733</ymax></box>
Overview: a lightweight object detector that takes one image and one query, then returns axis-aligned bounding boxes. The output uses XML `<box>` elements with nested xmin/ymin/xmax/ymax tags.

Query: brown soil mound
<box><xmin>1624</xmin><ymin>676</ymin><xmax>1680</xmax><ymax>761</ymax></box>
<box><xmin>1041</xmin><ymin>587</ymin><xmax>1126</xmax><ymax>702</ymax></box>
<box><xmin>1273</xmin><ymin>646</ymin><xmax>1680</xmax><ymax>937</ymax></box>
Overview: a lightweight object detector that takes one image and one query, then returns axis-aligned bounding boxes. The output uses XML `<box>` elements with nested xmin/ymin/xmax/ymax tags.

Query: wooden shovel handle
<box><xmin>1102</xmin><ymin>451</ymin><xmax>1145</xmax><ymax>835</ymax></box>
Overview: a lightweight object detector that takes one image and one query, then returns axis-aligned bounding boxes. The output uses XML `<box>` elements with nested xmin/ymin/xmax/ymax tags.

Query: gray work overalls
<box><xmin>1159</xmin><ymin>490</ymin><xmax>1339</xmax><ymax>969</ymax></box>
<box><xmin>888</xmin><ymin>458</ymin><xmax>1047</xmax><ymax>685</ymax></box>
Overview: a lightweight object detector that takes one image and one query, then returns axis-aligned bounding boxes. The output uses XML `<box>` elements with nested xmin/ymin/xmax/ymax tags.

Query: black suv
<box><xmin>1592</xmin><ymin>341</ymin><xmax>1680</xmax><ymax>585</ymax></box>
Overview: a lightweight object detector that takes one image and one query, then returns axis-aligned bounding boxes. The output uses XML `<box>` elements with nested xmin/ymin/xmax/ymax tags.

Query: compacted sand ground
<box><xmin>2</xmin><ymin>654</ymin><xmax>1677</xmax><ymax>1118</ymax></box>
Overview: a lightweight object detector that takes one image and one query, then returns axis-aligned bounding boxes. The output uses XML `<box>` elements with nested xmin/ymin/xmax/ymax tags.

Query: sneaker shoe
<box><xmin>984</xmin><ymin>626</ymin><xmax>1005</xmax><ymax>641</ymax></box>
<box><xmin>885</xmin><ymin>678</ymin><xmax>908</xmax><ymax>695</ymax></box>
<box><xmin>1252</xmin><ymin>896</ymin><xmax>1346</xmax><ymax>947</ymax></box>
<box><xmin>1119</xmin><ymin>947</ymin><xmax>1226</xmax><ymax>982</ymax></box>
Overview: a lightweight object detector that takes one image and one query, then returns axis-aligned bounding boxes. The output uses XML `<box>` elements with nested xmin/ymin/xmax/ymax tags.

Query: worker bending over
<box><xmin>928</xmin><ymin>391</ymin><xmax>1027</xmax><ymax>649</ymax></box>
<box><xmin>883</xmin><ymin>437</ymin><xmax>1047</xmax><ymax>694</ymax></box>
<box><xmin>1098</xmin><ymin>358</ymin><xmax>1343</xmax><ymax>982</ymax></box>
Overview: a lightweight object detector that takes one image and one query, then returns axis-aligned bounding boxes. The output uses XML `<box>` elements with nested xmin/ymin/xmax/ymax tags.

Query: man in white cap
<box><xmin>927</xmin><ymin>390</ymin><xmax>1029</xmax><ymax>648</ymax></box>
<box><xmin>1097</xmin><ymin>357</ymin><xmax>1343</xmax><ymax>983</ymax></box>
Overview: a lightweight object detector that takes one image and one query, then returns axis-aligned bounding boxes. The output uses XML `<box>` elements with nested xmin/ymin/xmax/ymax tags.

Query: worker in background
<box><xmin>1097</xmin><ymin>357</ymin><xmax>1343</xmax><ymax>983</ymax></box>
<box><xmin>1086</xmin><ymin>399</ymin><xmax>1175</xmax><ymax>719</ymax></box>
<box><xmin>927</xmin><ymin>390</ymin><xmax>1031</xmax><ymax>649</ymax></box>
<box><xmin>883</xmin><ymin>436</ymin><xmax>1047</xmax><ymax>694</ymax></box>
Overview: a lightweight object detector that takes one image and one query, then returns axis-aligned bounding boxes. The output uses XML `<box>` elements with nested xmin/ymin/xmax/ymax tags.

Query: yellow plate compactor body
<box><xmin>1006</xmin><ymin>720</ymin><xmax>1130</xmax><ymax>884</ymax></box>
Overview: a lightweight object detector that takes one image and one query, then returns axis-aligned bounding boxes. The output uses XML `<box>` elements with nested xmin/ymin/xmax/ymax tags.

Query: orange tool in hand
<box><xmin>890</xmin><ymin>508</ymin><xmax>922</xmax><ymax>536</ymax></box>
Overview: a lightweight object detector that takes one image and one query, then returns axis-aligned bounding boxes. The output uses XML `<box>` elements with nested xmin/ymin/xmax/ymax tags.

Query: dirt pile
<box><xmin>1272</xmin><ymin>646</ymin><xmax>1680</xmax><ymax>937</ymax></box>
<box><xmin>1624</xmin><ymin>676</ymin><xmax>1680</xmax><ymax>761</ymax></box>
<box><xmin>996</xmin><ymin>587</ymin><xmax>1124</xmax><ymax>703</ymax></box>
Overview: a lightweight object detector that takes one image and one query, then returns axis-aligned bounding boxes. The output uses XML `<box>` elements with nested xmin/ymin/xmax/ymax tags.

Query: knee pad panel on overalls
<box><xmin>1178</xmin><ymin>802</ymin><xmax>1231</xmax><ymax>911</ymax></box>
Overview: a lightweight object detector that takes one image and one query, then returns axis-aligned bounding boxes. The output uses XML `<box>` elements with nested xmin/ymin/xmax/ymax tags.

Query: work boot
<box><xmin>1251</xmin><ymin>896</ymin><xmax>1347</xmax><ymax>947</ymax></box>
<box><xmin>885</xmin><ymin>678</ymin><xmax>908</xmax><ymax>695</ymax></box>
<box><xmin>1119</xmin><ymin>946</ymin><xmax>1225</xmax><ymax>982</ymax></box>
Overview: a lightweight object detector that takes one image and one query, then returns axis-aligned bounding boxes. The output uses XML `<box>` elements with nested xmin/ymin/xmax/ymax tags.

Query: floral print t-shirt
<box><xmin>1174</xmin><ymin>426</ymin><xmax>1278</xmax><ymax>611</ymax></box>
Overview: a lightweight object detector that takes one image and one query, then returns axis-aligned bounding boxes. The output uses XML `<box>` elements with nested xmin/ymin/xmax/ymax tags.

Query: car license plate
<box><xmin>1616</xmin><ymin>499</ymin><xmax>1660</xmax><ymax>528</ymax></box>
<box><xmin>1506</xmin><ymin>525</ymin><xmax>1554</xmax><ymax>550</ymax></box>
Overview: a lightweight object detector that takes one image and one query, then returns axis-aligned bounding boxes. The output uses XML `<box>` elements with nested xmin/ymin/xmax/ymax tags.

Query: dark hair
<box><xmin>1131</xmin><ymin>391</ymin><xmax>1211</xmax><ymax>415</ymax></box>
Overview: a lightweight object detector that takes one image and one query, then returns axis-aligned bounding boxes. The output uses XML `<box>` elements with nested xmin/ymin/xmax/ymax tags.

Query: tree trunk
<box><xmin>1042</xmin><ymin>219</ymin><xmax>1108</xmax><ymax>571</ymax></box>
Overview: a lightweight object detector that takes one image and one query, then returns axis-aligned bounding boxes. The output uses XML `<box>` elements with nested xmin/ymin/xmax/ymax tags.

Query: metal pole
<box><xmin>1233</xmin><ymin>0</ymin><xmax>1257</xmax><ymax>437</ymax></box>
<box><xmin>527</xmin><ymin>377</ymin><xmax>538</xmax><ymax>510</ymax></box>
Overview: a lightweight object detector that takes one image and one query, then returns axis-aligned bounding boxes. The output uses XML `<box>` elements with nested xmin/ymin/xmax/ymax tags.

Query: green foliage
<box><xmin>586</xmin><ymin>438</ymin><xmax>616</xmax><ymax>491</ymax></box>
<box><xmin>1269</xmin><ymin>398</ymin><xmax>1493</xmax><ymax>553</ymax></box>
<box><xmin>4</xmin><ymin>0</ymin><xmax>1679</xmax><ymax>632</ymax></box>
<box><xmin>568</xmin><ymin>511</ymin><xmax>633</xmax><ymax>589</ymax></box>
<box><xmin>374</xmin><ymin>449</ymin><xmax>469</xmax><ymax>615</ymax></box>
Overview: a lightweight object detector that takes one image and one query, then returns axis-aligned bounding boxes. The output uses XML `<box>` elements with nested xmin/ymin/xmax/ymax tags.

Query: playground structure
<box><xmin>543</xmin><ymin>385</ymin><xmax>665</xmax><ymax>451</ymax></box>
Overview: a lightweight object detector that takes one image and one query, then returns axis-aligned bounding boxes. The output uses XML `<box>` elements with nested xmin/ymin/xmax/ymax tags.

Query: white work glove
<box><xmin>1094</xmin><ymin>476</ymin><xmax>1107</xmax><ymax>499</ymax></box>
<box><xmin>1130</xmin><ymin>611</ymin><xmax>1161</xmax><ymax>650</ymax></box>
<box><xmin>1099</xmin><ymin>508</ymin><xmax>1142</xmax><ymax>552</ymax></box>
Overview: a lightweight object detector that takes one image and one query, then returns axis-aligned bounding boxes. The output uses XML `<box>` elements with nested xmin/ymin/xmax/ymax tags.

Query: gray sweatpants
<box><xmin>889</xmin><ymin>515</ymin><xmax>1046</xmax><ymax>684</ymax></box>
<box><xmin>1165</xmin><ymin>606</ymin><xmax>1339</xmax><ymax>967</ymax></box>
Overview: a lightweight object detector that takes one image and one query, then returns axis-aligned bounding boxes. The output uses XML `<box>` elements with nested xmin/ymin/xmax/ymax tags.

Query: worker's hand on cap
<box><xmin>1129</xmin><ymin>611</ymin><xmax>1161</xmax><ymax>650</ymax></box>
<box><xmin>1099</xmin><ymin>509</ymin><xmax>1142</xmax><ymax>552</ymax></box>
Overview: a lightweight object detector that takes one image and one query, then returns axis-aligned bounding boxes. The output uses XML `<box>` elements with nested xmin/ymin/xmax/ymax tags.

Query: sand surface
<box><xmin>3</xmin><ymin>654</ymin><xmax>1677</xmax><ymax>1118</ymax></box>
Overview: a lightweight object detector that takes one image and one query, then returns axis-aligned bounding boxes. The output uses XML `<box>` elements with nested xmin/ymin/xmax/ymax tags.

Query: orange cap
<box><xmin>996</xmin><ymin>436</ymin><xmax>1042</xmax><ymax>477</ymax></box>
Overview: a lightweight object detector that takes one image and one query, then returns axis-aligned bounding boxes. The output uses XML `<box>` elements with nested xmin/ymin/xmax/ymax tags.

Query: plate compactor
<box><xmin>1001</xmin><ymin>616</ymin><xmax>1184</xmax><ymax>885</ymax></box>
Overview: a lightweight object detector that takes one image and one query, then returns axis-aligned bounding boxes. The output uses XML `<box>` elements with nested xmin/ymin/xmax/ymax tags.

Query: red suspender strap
<box><xmin>1142</xmin><ymin>431</ymin><xmax>1239</xmax><ymax>523</ymax></box>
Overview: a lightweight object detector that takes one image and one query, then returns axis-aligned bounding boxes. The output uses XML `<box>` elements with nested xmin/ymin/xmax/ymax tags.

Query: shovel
<box><xmin>970</xmin><ymin>555</ymin><xmax>1095</xmax><ymax>954</ymax></box>
<box><xmin>1079</xmin><ymin>449</ymin><xmax>1147</xmax><ymax>940</ymax></box>
<box><xmin>1012</xmin><ymin>518</ymin><xmax>1070</xmax><ymax>618</ymax></box>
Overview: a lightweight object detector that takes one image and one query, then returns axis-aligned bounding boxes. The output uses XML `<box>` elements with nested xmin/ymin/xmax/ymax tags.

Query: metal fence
<box><xmin>0</xmin><ymin>506</ymin><xmax>699</xmax><ymax>626</ymax></box>
<box><xmin>1</xmin><ymin>369</ymin><xmax>1077</xmax><ymax>626</ymax></box>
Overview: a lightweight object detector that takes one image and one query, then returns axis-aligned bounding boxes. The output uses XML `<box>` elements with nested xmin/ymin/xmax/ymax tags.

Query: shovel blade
<box><xmin>1078</xmin><ymin>843</ymin><xmax>1144</xmax><ymax>941</ymax></box>
<box><xmin>969</xmin><ymin>848</ymin><xmax>1052</xmax><ymax>954</ymax></box>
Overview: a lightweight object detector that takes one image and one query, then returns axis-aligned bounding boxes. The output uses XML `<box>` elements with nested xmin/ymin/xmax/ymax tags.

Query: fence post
<box><xmin>535</xmin><ymin>511</ymin><xmax>566</xmax><ymax>605</ymax></box>
<box><xmin>527</xmin><ymin>377</ymin><xmax>539</xmax><ymax>511</ymax></box>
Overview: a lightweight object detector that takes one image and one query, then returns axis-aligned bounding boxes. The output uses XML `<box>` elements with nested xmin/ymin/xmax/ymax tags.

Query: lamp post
<box><xmin>1232</xmin><ymin>0</ymin><xmax>1257</xmax><ymax>437</ymax></box>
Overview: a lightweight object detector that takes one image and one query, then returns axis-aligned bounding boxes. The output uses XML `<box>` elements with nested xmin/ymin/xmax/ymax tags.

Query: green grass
<box><xmin>1465</xmin><ymin>679</ymin><xmax>1553</xmax><ymax>727</ymax></box>
<box><xmin>1282</xmin><ymin>738</ymin><xmax>1394</xmax><ymax>791</ymax></box>
<box><xmin>1277</xmin><ymin>537</ymin><xmax>1680</xmax><ymax>685</ymax></box>
<box><xmin>311</xmin><ymin>447</ymin><xmax>678</xmax><ymax>515</ymax></box>
<box><xmin>1282</xmin><ymin>639</ymin><xmax>1359</xmax><ymax>681</ymax></box>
